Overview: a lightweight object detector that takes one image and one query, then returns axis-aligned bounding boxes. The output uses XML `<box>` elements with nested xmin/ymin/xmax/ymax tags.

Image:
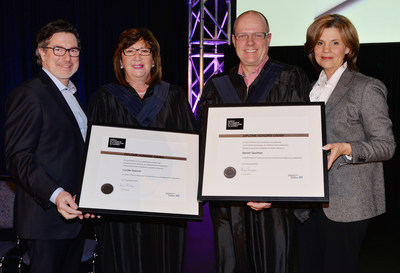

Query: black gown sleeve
<box><xmin>87</xmin><ymin>87</ymin><xmax>139</xmax><ymax>126</ymax></box>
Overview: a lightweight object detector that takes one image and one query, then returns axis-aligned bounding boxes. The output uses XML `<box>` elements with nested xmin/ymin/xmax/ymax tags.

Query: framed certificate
<box><xmin>199</xmin><ymin>103</ymin><xmax>328</xmax><ymax>202</ymax></box>
<box><xmin>77</xmin><ymin>123</ymin><xmax>201</xmax><ymax>220</ymax></box>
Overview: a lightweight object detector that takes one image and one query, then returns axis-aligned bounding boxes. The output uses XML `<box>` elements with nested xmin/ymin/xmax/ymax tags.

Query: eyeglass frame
<box><xmin>43</xmin><ymin>46</ymin><xmax>81</xmax><ymax>57</ymax></box>
<box><xmin>122</xmin><ymin>47</ymin><xmax>152</xmax><ymax>56</ymax></box>
<box><xmin>233</xmin><ymin>32</ymin><xmax>270</xmax><ymax>41</ymax></box>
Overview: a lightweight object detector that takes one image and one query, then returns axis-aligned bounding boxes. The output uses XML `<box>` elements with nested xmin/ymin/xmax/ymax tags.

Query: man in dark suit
<box><xmin>5</xmin><ymin>19</ymin><xmax>88</xmax><ymax>273</ymax></box>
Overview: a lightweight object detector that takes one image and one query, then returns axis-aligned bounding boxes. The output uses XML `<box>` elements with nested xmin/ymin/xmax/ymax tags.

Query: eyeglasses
<box><xmin>122</xmin><ymin>48</ymin><xmax>152</xmax><ymax>56</ymax></box>
<box><xmin>44</xmin><ymin>46</ymin><xmax>80</xmax><ymax>57</ymax></box>
<box><xmin>234</xmin><ymin>32</ymin><xmax>270</xmax><ymax>41</ymax></box>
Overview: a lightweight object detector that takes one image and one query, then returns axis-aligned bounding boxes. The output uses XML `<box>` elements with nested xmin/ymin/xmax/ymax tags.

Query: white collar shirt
<box><xmin>42</xmin><ymin>67</ymin><xmax>87</xmax><ymax>140</ymax></box>
<box><xmin>309</xmin><ymin>62</ymin><xmax>347</xmax><ymax>103</ymax></box>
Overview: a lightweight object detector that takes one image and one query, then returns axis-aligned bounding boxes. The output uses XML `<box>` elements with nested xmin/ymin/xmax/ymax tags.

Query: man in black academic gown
<box><xmin>196</xmin><ymin>10</ymin><xmax>310</xmax><ymax>273</ymax></box>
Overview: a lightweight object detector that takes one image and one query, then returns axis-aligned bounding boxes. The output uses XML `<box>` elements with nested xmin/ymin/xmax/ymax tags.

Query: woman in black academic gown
<box><xmin>87</xmin><ymin>27</ymin><xmax>195</xmax><ymax>273</ymax></box>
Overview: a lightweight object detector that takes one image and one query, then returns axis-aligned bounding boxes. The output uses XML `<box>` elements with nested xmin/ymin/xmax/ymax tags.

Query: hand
<box><xmin>78</xmin><ymin>213</ymin><xmax>101</xmax><ymax>220</ymax></box>
<box><xmin>247</xmin><ymin>201</ymin><xmax>272</xmax><ymax>211</ymax></box>
<box><xmin>55</xmin><ymin>192</ymin><xmax>100</xmax><ymax>220</ymax></box>
<box><xmin>55</xmin><ymin>191</ymin><xmax>82</xmax><ymax>220</ymax></box>
<box><xmin>323</xmin><ymin>142</ymin><xmax>352</xmax><ymax>170</ymax></box>
<box><xmin>72</xmin><ymin>195</ymin><xmax>101</xmax><ymax>220</ymax></box>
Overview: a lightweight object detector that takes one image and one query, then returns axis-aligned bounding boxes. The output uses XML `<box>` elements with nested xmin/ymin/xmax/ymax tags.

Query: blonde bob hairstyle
<box><xmin>305</xmin><ymin>14</ymin><xmax>359</xmax><ymax>72</ymax></box>
<box><xmin>113</xmin><ymin>28</ymin><xmax>162</xmax><ymax>87</ymax></box>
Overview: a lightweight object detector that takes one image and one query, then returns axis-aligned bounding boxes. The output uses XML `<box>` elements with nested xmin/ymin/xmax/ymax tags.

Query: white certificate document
<box><xmin>77</xmin><ymin>124</ymin><xmax>200</xmax><ymax>219</ymax></box>
<box><xmin>199</xmin><ymin>103</ymin><xmax>328</xmax><ymax>201</ymax></box>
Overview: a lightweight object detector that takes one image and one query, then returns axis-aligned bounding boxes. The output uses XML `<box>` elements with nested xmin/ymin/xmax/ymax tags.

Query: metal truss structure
<box><xmin>188</xmin><ymin>0</ymin><xmax>231</xmax><ymax>114</ymax></box>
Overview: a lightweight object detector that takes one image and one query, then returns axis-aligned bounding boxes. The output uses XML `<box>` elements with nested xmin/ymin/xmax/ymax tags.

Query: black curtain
<box><xmin>0</xmin><ymin>0</ymin><xmax>189</xmax><ymax>174</ymax></box>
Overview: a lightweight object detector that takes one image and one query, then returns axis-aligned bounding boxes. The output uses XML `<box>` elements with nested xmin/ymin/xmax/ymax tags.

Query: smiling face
<box><xmin>120</xmin><ymin>39</ymin><xmax>154</xmax><ymax>84</ymax></box>
<box><xmin>314</xmin><ymin>27</ymin><xmax>350</xmax><ymax>79</ymax></box>
<box><xmin>39</xmin><ymin>32</ymin><xmax>79</xmax><ymax>86</ymax></box>
<box><xmin>232</xmin><ymin>12</ymin><xmax>271</xmax><ymax>75</ymax></box>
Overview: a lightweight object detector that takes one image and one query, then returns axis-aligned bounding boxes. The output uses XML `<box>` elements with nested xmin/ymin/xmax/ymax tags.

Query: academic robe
<box><xmin>87</xmin><ymin>82</ymin><xmax>196</xmax><ymax>273</ymax></box>
<box><xmin>196</xmin><ymin>59</ymin><xmax>310</xmax><ymax>273</ymax></box>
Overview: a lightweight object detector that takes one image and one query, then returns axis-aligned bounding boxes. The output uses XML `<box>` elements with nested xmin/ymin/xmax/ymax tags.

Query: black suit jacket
<box><xmin>5</xmin><ymin>69</ymin><xmax>84</xmax><ymax>240</ymax></box>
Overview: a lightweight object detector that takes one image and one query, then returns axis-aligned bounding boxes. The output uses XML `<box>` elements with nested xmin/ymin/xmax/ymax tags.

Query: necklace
<box><xmin>127</xmin><ymin>80</ymin><xmax>148</xmax><ymax>95</ymax></box>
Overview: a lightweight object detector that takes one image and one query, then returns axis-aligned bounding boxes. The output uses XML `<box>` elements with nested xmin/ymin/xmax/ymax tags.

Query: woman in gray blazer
<box><xmin>296</xmin><ymin>14</ymin><xmax>396</xmax><ymax>273</ymax></box>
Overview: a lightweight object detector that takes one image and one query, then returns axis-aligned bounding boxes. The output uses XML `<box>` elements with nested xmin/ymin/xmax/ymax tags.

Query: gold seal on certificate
<box><xmin>101</xmin><ymin>183</ymin><xmax>114</xmax><ymax>194</ymax></box>
<box><xmin>224</xmin><ymin>167</ymin><xmax>236</xmax><ymax>179</ymax></box>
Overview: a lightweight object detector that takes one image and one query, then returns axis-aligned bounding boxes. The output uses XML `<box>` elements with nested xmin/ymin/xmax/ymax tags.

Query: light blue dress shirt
<box><xmin>42</xmin><ymin>68</ymin><xmax>87</xmax><ymax>204</ymax></box>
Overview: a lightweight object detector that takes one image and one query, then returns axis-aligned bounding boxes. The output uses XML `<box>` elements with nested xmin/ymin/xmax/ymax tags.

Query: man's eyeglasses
<box><xmin>122</xmin><ymin>48</ymin><xmax>152</xmax><ymax>56</ymax></box>
<box><xmin>44</xmin><ymin>46</ymin><xmax>80</xmax><ymax>57</ymax></box>
<box><xmin>234</xmin><ymin>32</ymin><xmax>270</xmax><ymax>41</ymax></box>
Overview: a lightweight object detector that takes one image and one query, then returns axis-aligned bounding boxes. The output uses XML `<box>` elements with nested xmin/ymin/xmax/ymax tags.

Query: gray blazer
<box><xmin>323</xmin><ymin>68</ymin><xmax>396</xmax><ymax>222</ymax></box>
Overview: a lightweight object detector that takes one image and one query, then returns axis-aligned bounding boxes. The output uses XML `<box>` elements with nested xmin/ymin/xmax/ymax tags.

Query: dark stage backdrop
<box><xmin>1</xmin><ymin>0</ymin><xmax>399</xmax><ymax>210</ymax></box>
<box><xmin>0</xmin><ymin>0</ymin><xmax>189</xmax><ymax>174</ymax></box>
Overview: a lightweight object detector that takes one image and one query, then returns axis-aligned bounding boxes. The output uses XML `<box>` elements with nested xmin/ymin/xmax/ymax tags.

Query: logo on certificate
<box><xmin>224</xmin><ymin>167</ymin><xmax>236</xmax><ymax>179</ymax></box>
<box><xmin>108</xmin><ymin>137</ymin><xmax>126</xmax><ymax>148</ymax></box>
<box><xmin>101</xmin><ymin>183</ymin><xmax>114</xmax><ymax>194</ymax></box>
<box><xmin>226</xmin><ymin>118</ymin><xmax>244</xmax><ymax>130</ymax></box>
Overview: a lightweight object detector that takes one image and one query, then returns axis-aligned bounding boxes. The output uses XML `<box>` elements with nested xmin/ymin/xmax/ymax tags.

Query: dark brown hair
<box><xmin>113</xmin><ymin>28</ymin><xmax>162</xmax><ymax>87</ymax></box>
<box><xmin>305</xmin><ymin>14</ymin><xmax>359</xmax><ymax>72</ymax></box>
<box><xmin>36</xmin><ymin>19</ymin><xmax>81</xmax><ymax>65</ymax></box>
